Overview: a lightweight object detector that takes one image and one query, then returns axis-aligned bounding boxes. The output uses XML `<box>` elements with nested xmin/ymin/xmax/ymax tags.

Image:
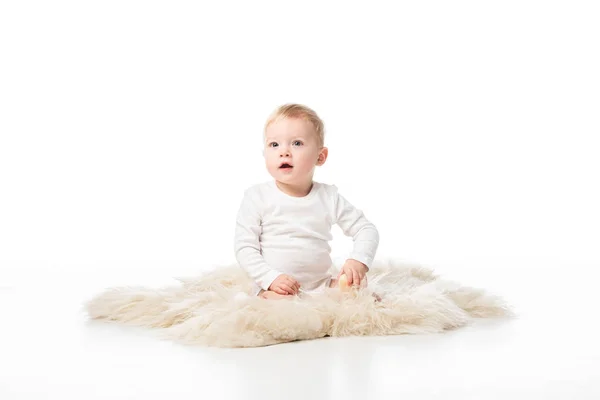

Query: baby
<box><xmin>234</xmin><ymin>104</ymin><xmax>379</xmax><ymax>300</ymax></box>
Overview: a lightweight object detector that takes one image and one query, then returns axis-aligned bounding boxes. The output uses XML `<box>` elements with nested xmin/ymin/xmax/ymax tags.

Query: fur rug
<box><xmin>84</xmin><ymin>259</ymin><xmax>513</xmax><ymax>348</ymax></box>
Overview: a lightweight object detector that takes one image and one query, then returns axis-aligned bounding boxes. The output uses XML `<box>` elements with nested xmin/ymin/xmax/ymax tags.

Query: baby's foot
<box><xmin>332</xmin><ymin>276</ymin><xmax>381</xmax><ymax>301</ymax></box>
<box><xmin>259</xmin><ymin>290</ymin><xmax>293</xmax><ymax>300</ymax></box>
<box><xmin>331</xmin><ymin>275</ymin><xmax>352</xmax><ymax>291</ymax></box>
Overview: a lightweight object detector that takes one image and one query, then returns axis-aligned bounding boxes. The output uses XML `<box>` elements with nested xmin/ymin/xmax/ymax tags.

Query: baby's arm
<box><xmin>234</xmin><ymin>189</ymin><xmax>282</xmax><ymax>291</ymax></box>
<box><xmin>332</xmin><ymin>187</ymin><xmax>380</xmax><ymax>271</ymax></box>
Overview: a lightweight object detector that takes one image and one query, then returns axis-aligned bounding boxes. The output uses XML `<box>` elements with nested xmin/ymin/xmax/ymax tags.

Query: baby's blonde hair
<box><xmin>264</xmin><ymin>103</ymin><xmax>325</xmax><ymax>148</ymax></box>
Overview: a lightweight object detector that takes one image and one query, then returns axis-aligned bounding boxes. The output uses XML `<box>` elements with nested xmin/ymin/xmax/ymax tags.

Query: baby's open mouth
<box><xmin>279</xmin><ymin>163</ymin><xmax>293</xmax><ymax>169</ymax></box>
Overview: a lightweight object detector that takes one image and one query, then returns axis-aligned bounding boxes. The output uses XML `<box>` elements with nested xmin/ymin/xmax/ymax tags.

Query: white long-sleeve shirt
<box><xmin>233</xmin><ymin>180</ymin><xmax>379</xmax><ymax>294</ymax></box>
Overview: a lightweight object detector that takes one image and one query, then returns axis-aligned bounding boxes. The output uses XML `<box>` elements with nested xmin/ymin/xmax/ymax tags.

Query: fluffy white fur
<box><xmin>85</xmin><ymin>259</ymin><xmax>513</xmax><ymax>347</ymax></box>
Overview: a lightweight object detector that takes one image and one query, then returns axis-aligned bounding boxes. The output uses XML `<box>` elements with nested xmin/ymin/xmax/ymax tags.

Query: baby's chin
<box><xmin>270</xmin><ymin>171</ymin><xmax>305</xmax><ymax>183</ymax></box>
<box><xmin>269</xmin><ymin>166</ymin><xmax>314</xmax><ymax>182</ymax></box>
<box><xmin>270</xmin><ymin>167</ymin><xmax>293</xmax><ymax>177</ymax></box>
<box><xmin>273</xmin><ymin>173</ymin><xmax>296</xmax><ymax>182</ymax></box>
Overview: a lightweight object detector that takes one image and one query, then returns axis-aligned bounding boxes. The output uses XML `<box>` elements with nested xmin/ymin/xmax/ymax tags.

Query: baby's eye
<box><xmin>268</xmin><ymin>142</ymin><xmax>278</xmax><ymax>148</ymax></box>
<box><xmin>292</xmin><ymin>140</ymin><xmax>303</xmax><ymax>146</ymax></box>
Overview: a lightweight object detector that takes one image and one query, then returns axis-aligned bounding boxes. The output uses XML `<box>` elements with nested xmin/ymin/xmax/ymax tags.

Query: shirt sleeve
<box><xmin>331</xmin><ymin>186</ymin><xmax>380</xmax><ymax>269</ymax></box>
<box><xmin>234</xmin><ymin>188</ymin><xmax>282</xmax><ymax>291</ymax></box>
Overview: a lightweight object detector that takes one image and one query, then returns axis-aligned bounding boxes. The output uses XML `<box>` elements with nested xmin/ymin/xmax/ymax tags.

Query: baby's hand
<box><xmin>338</xmin><ymin>259</ymin><xmax>368</xmax><ymax>287</ymax></box>
<box><xmin>269</xmin><ymin>274</ymin><xmax>301</xmax><ymax>295</ymax></box>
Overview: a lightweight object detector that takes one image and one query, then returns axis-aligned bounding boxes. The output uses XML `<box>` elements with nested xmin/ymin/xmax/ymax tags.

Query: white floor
<box><xmin>1</xmin><ymin>257</ymin><xmax>599</xmax><ymax>399</ymax></box>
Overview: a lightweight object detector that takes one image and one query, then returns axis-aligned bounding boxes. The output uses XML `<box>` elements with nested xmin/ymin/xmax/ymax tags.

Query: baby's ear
<box><xmin>317</xmin><ymin>147</ymin><xmax>329</xmax><ymax>165</ymax></box>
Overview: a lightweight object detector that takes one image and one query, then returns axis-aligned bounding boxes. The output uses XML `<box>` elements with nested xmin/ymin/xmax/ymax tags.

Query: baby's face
<box><xmin>264</xmin><ymin>117</ymin><xmax>324</xmax><ymax>186</ymax></box>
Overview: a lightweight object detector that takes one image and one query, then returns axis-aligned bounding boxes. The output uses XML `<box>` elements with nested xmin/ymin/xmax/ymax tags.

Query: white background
<box><xmin>1</xmin><ymin>0</ymin><xmax>599</xmax><ymax>273</ymax></box>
